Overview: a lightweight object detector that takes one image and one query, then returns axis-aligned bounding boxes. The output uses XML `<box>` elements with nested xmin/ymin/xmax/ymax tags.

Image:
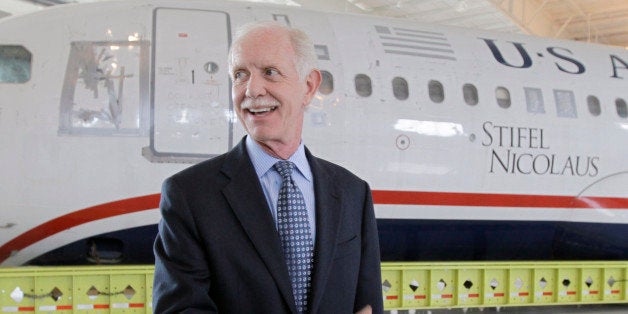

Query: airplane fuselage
<box><xmin>0</xmin><ymin>0</ymin><xmax>626</xmax><ymax>266</ymax></box>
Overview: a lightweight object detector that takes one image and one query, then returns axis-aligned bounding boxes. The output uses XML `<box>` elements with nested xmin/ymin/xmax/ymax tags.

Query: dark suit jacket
<box><xmin>153</xmin><ymin>138</ymin><xmax>383</xmax><ymax>313</ymax></box>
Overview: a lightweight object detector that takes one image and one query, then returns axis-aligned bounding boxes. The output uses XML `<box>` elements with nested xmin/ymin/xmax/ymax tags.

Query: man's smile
<box><xmin>247</xmin><ymin>106</ymin><xmax>278</xmax><ymax>115</ymax></box>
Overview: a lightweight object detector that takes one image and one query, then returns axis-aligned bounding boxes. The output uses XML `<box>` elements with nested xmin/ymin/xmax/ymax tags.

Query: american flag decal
<box><xmin>375</xmin><ymin>25</ymin><xmax>456</xmax><ymax>61</ymax></box>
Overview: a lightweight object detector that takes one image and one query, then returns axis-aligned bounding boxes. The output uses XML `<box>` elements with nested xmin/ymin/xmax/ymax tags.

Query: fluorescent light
<box><xmin>394</xmin><ymin>119</ymin><xmax>463</xmax><ymax>137</ymax></box>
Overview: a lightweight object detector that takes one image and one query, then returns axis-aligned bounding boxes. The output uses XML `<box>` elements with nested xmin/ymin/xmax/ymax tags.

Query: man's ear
<box><xmin>302</xmin><ymin>69</ymin><xmax>322</xmax><ymax>107</ymax></box>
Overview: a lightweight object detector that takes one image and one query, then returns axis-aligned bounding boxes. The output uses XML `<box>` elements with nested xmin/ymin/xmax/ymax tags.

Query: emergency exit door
<box><xmin>150</xmin><ymin>8</ymin><xmax>231</xmax><ymax>161</ymax></box>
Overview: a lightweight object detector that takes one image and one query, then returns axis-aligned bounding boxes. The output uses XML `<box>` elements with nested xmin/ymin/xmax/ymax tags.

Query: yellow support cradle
<box><xmin>0</xmin><ymin>261</ymin><xmax>626</xmax><ymax>312</ymax></box>
<box><xmin>380</xmin><ymin>261</ymin><xmax>628</xmax><ymax>310</ymax></box>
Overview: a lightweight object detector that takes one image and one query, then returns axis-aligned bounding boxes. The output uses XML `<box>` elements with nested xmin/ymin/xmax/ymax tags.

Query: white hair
<box><xmin>228</xmin><ymin>21</ymin><xmax>318</xmax><ymax>81</ymax></box>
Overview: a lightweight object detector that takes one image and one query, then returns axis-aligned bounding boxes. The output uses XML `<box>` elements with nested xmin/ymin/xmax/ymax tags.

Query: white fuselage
<box><xmin>0</xmin><ymin>0</ymin><xmax>626</xmax><ymax>266</ymax></box>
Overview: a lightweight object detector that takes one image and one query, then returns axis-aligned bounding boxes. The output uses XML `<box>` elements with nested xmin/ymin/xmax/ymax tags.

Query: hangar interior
<box><xmin>1</xmin><ymin>0</ymin><xmax>628</xmax><ymax>48</ymax></box>
<box><xmin>0</xmin><ymin>1</ymin><xmax>625</xmax><ymax>314</ymax></box>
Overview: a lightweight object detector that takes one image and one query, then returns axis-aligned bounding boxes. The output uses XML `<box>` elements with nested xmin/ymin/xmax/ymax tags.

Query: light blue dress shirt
<box><xmin>245</xmin><ymin>136</ymin><xmax>316</xmax><ymax>244</ymax></box>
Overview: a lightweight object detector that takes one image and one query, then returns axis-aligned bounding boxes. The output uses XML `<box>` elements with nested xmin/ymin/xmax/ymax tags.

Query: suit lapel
<box><xmin>220</xmin><ymin>140</ymin><xmax>297</xmax><ymax>313</ymax></box>
<box><xmin>307</xmin><ymin>151</ymin><xmax>342</xmax><ymax>314</ymax></box>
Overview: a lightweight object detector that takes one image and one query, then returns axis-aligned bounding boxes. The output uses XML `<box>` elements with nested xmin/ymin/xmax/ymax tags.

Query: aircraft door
<box><xmin>148</xmin><ymin>8</ymin><xmax>231</xmax><ymax>162</ymax></box>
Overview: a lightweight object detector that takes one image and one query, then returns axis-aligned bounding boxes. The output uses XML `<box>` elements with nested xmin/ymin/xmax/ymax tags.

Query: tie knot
<box><xmin>274</xmin><ymin>160</ymin><xmax>295</xmax><ymax>180</ymax></box>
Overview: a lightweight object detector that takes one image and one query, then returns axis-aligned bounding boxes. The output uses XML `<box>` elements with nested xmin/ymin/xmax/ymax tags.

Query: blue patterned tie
<box><xmin>274</xmin><ymin>161</ymin><xmax>314</xmax><ymax>314</ymax></box>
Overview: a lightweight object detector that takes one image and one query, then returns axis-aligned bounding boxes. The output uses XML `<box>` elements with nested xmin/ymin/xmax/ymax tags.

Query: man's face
<box><xmin>230</xmin><ymin>27</ymin><xmax>315</xmax><ymax>152</ymax></box>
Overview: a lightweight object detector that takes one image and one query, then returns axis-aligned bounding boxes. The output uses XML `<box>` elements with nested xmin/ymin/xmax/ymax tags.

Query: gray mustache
<box><xmin>241</xmin><ymin>98</ymin><xmax>280</xmax><ymax>110</ymax></box>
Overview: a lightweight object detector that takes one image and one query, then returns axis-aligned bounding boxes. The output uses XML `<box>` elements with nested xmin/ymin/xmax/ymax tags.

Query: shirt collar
<box><xmin>245</xmin><ymin>135</ymin><xmax>312</xmax><ymax>182</ymax></box>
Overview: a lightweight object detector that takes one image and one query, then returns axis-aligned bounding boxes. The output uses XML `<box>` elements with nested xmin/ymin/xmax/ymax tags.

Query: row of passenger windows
<box><xmin>318</xmin><ymin>70</ymin><xmax>628</xmax><ymax>119</ymax></box>
<box><xmin>2</xmin><ymin>44</ymin><xmax>626</xmax><ymax>119</ymax></box>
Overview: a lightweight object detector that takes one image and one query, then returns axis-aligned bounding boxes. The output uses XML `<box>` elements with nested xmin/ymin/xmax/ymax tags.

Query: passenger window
<box><xmin>617</xmin><ymin>98</ymin><xmax>627</xmax><ymax>118</ymax></box>
<box><xmin>428</xmin><ymin>80</ymin><xmax>444</xmax><ymax>103</ymax></box>
<box><xmin>587</xmin><ymin>95</ymin><xmax>601</xmax><ymax>116</ymax></box>
<box><xmin>392</xmin><ymin>77</ymin><xmax>409</xmax><ymax>100</ymax></box>
<box><xmin>272</xmin><ymin>14</ymin><xmax>291</xmax><ymax>26</ymax></box>
<box><xmin>318</xmin><ymin>70</ymin><xmax>333</xmax><ymax>95</ymax></box>
<box><xmin>314</xmin><ymin>45</ymin><xmax>330</xmax><ymax>61</ymax></box>
<box><xmin>0</xmin><ymin>45</ymin><xmax>31</xmax><ymax>83</ymax></box>
<box><xmin>463</xmin><ymin>83</ymin><xmax>478</xmax><ymax>106</ymax></box>
<box><xmin>495</xmin><ymin>87</ymin><xmax>511</xmax><ymax>108</ymax></box>
<box><xmin>355</xmin><ymin>74</ymin><xmax>372</xmax><ymax>97</ymax></box>
<box><xmin>524</xmin><ymin>87</ymin><xmax>545</xmax><ymax>113</ymax></box>
<box><xmin>554</xmin><ymin>89</ymin><xmax>577</xmax><ymax>118</ymax></box>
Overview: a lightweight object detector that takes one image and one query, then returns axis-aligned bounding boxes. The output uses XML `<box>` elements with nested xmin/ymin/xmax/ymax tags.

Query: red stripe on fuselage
<box><xmin>371</xmin><ymin>191</ymin><xmax>628</xmax><ymax>209</ymax></box>
<box><xmin>0</xmin><ymin>194</ymin><xmax>160</xmax><ymax>264</ymax></box>
<box><xmin>1</xmin><ymin>191</ymin><xmax>627</xmax><ymax>264</ymax></box>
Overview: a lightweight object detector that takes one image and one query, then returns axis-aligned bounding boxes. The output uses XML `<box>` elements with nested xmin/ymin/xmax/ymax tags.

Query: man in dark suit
<box><xmin>153</xmin><ymin>21</ymin><xmax>383</xmax><ymax>313</ymax></box>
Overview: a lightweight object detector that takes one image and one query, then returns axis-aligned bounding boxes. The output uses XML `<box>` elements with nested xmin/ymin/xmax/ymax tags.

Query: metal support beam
<box><xmin>487</xmin><ymin>0</ymin><xmax>563</xmax><ymax>38</ymax></box>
